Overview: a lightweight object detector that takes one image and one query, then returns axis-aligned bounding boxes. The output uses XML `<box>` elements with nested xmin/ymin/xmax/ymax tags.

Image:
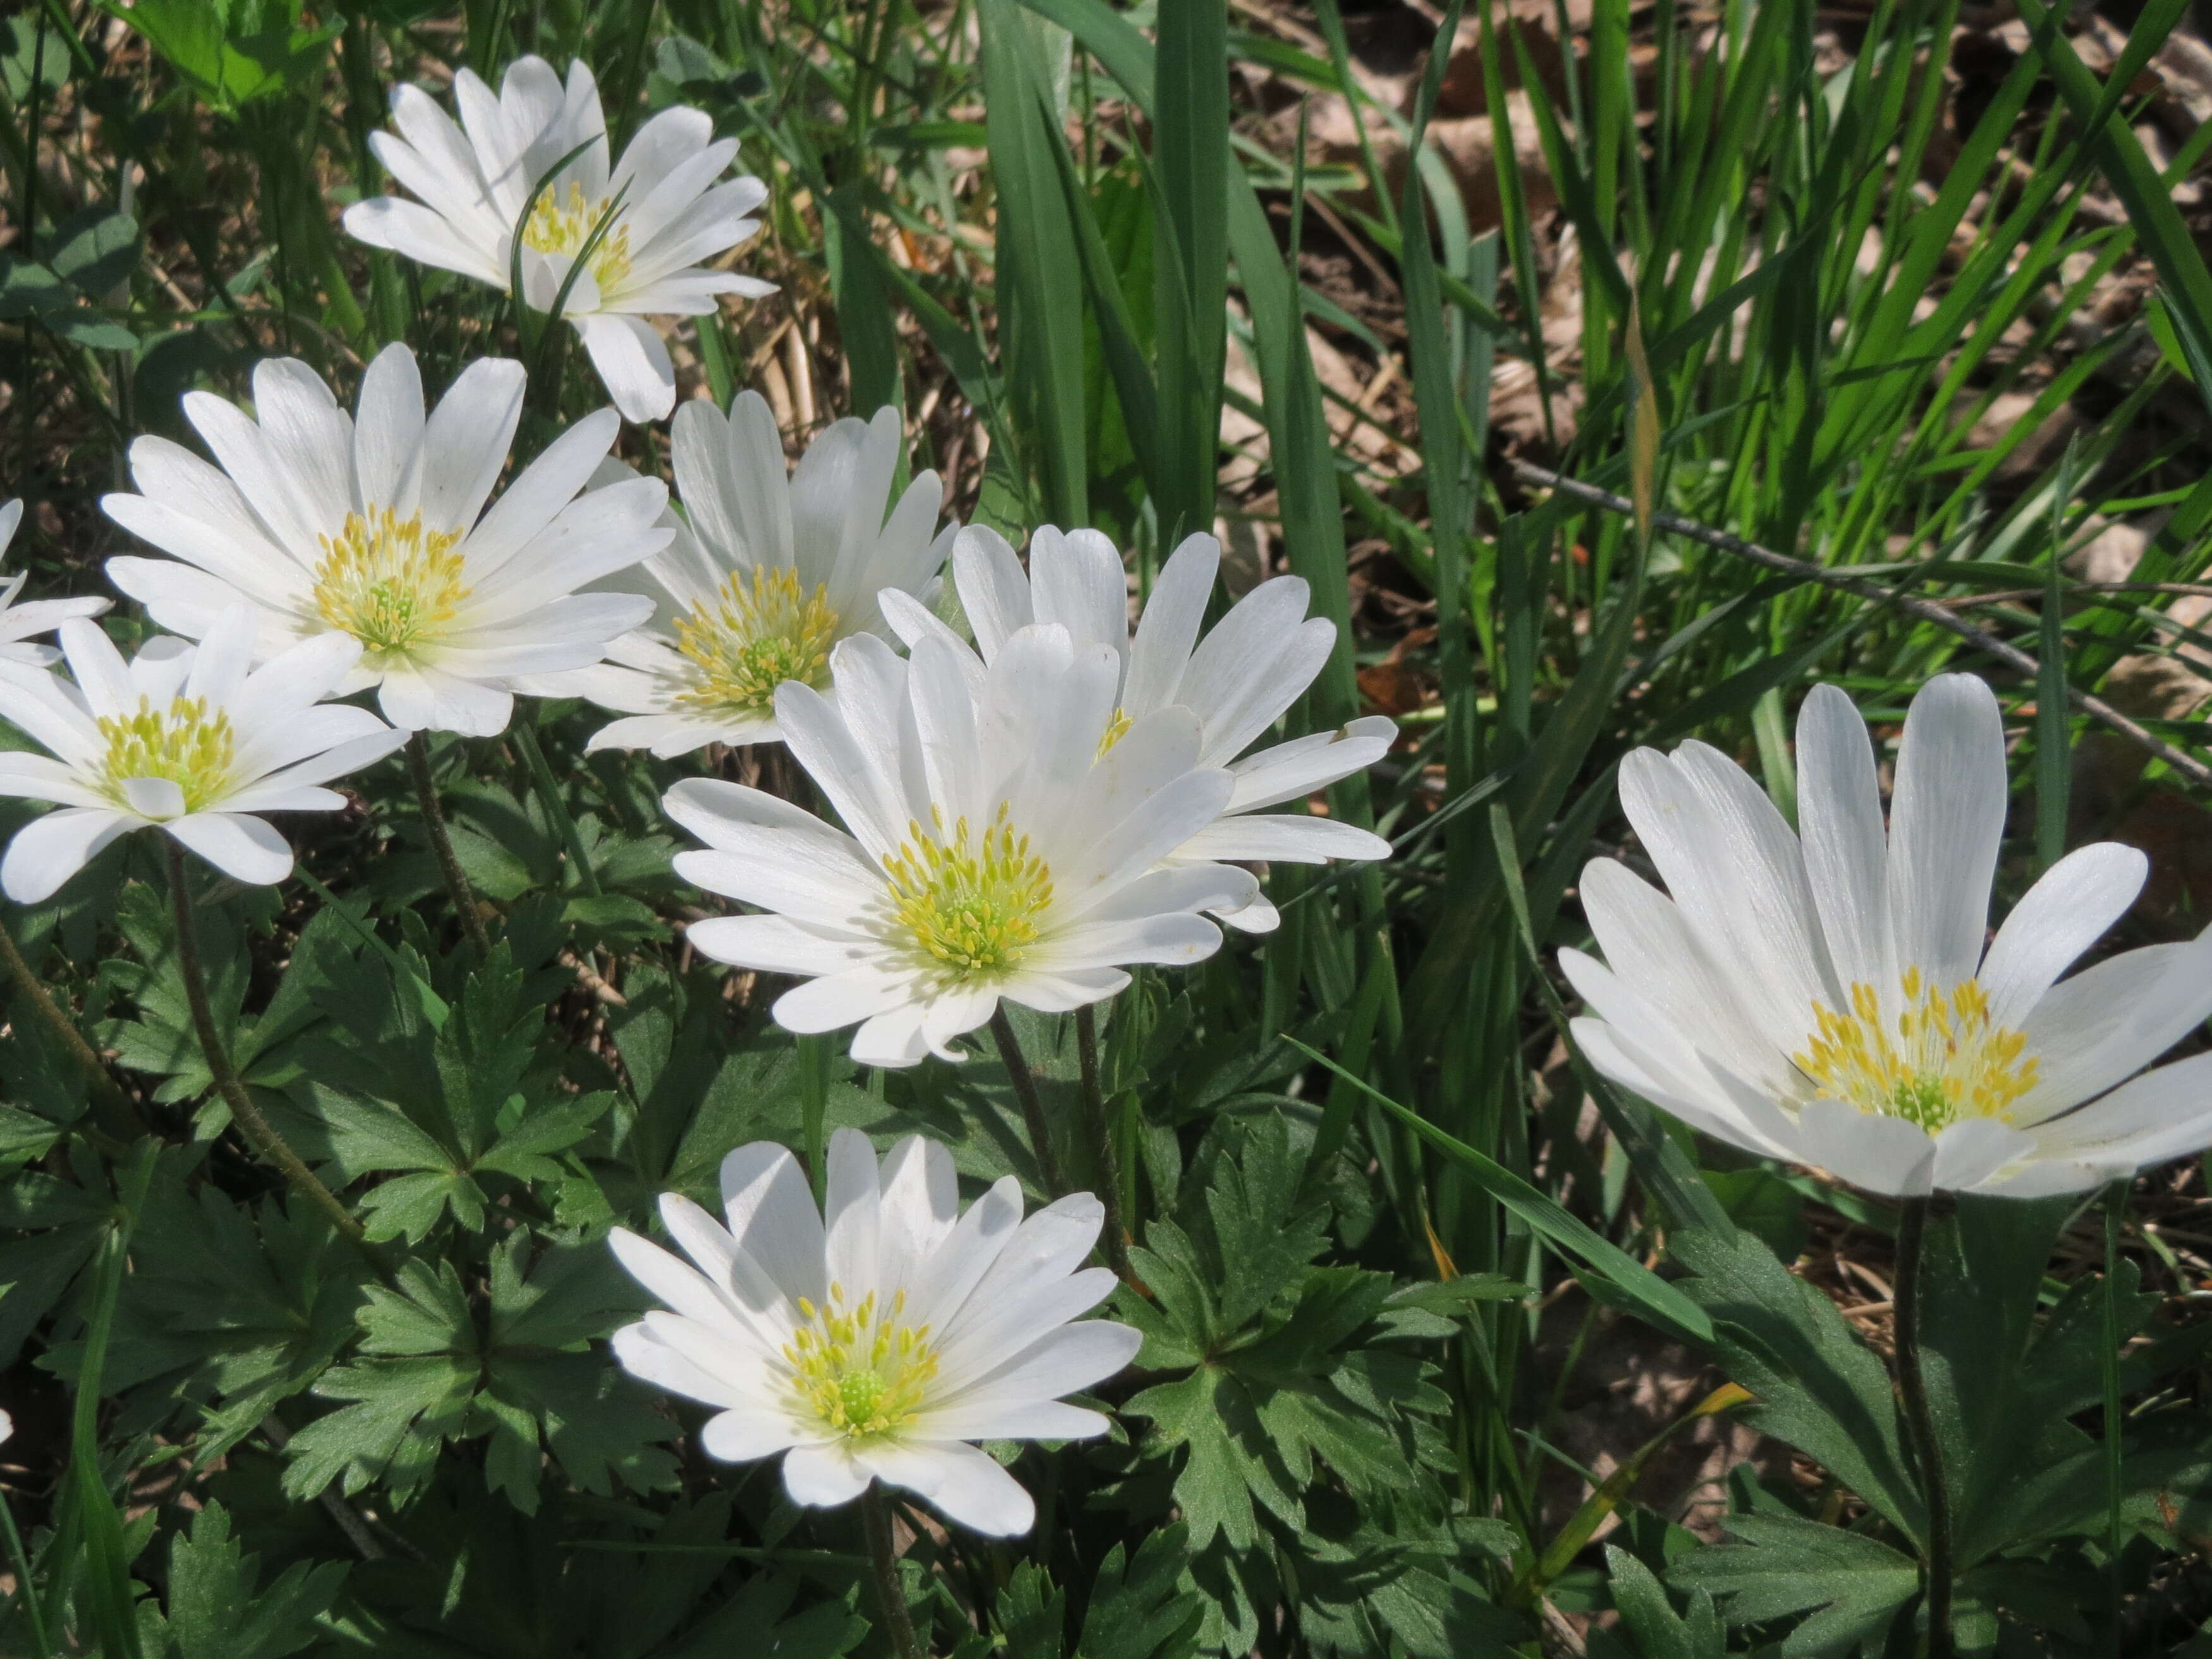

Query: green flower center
<box><xmin>673</xmin><ymin>568</ymin><xmax>841</xmax><ymax>717</ymax></box>
<box><xmin>786</xmin><ymin>1284</ymin><xmax>940</xmax><ymax>1441</ymax></box>
<box><xmin>312</xmin><ymin>506</ymin><xmax>471</xmax><ymax>660</ymax></box>
<box><xmin>883</xmin><ymin>807</ymin><xmax>1054</xmax><ymax>979</ymax></box>
<box><xmin>521</xmin><ymin>179</ymin><xmax>635</xmax><ymax>292</ymax></box>
<box><xmin>1794</xmin><ymin>969</ymin><xmax>2041</xmax><ymax>1131</ymax></box>
<box><xmin>98</xmin><ymin>694</ymin><xmax>236</xmax><ymax>815</ymax></box>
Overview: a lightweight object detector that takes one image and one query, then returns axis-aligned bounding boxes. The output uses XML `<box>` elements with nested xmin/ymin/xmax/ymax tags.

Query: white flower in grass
<box><xmin>0</xmin><ymin>609</ymin><xmax>408</xmax><ymax>902</ymax></box>
<box><xmin>1564</xmin><ymin>673</ymin><xmax>2212</xmax><ymax>1198</ymax></box>
<box><xmin>343</xmin><ymin>56</ymin><xmax>775</xmax><ymax>423</ymax></box>
<box><xmin>101</xmin><ymin>344</ymin><xmax>668</xmax><ymax>737</ymax></box>
<box><xmin>665</xmin><ymin>624</ymin><xmax>1259</xmax><ymax>1067</ymax></box>
<box><xmin>536</xmin><ymin>392</ymin><xmax>954</xmax><ymax>757</ymax></box>
<box><xmin>0</xmin><ymin>500</ymin><xmax>110</xmax><ymax>667</ymax></box>
<box><xmin>884</xmin><ymin>525</ymin><xmax>1393</xmax><ymax>933</ymax></box>
<box><xmin>609</xmin><ymin>1128</ymin><xmax>1139</xmax><ymax>1536</ymax></box>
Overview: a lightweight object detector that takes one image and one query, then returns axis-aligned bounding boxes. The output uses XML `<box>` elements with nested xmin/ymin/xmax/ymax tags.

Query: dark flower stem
<box><xmin>167</xmin><ymin>841</ymin><xmax>363</xmax><ymax>1244</ymax></box>
<box><xmin>405</xmin><ymin>732</ymin><xmax>491</xmax><ymax>956</ymax></box>
<box><xmin>1894</xmin><ymin>1195</ymin><xmax>1954</xmax><ymax>1658</ymax></box>
<box><xmin>860</xmin><ymin>1483</ymin><xmax>923</xmax><ymax>1659</ymax></box>
<box><xmin>0</xmin><ymin>920</ymin><xmax>142</xmax><ymax>1140</ymax></box>
<box><xmin>988</xmin><ymin>1007</ymin><xmax>1066</xmax><ymax>1198</ymax></box>
<box><xmin>1074</xmin><ymin>1006</ymin><xmax>1136</xmax><ymax>1285</ymax></box>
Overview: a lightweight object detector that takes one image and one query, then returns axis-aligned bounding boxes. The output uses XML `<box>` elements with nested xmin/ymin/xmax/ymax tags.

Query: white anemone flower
<box><xmin>101</xmin><ymin>344</ymin><xmax>667</xmax><ymax>737</ymax></box>
<box><xmin>0</xmin><ymin>609</ymin><xmax>408</xmax><ymax>902</ymax></box>
<box><xmin>885</xmin><ymin>525</ymin><xmax>1393</xmax><ymax>933</ymax></box>
<box><xmin>609</xmin><ymin>1128</ymin><xmax>1139</xmax><ymax>1536</ymax></box>
<box><xmin>343</xmin><ymin>56</ymin><xmax>775</xmax><ymax>423</ymax></box>
<box><xmin>664</xmin><ymin>624</ymin><xmax>1259</xmax><ymax>1067</ymax></box>
<box><xmin>535</xmin><ymin>392</ymin><xmax>954</xmax><ymax>757</ymax></box>
<box><xmin>0</xmin><ymin>500</ymin><xmax>110</xmax><ymax>667</ymax></box>
<box><xmin>1563</xmin><ymin>673</ymin><xmax>2212</xmax><ymax>1199</ymax></box>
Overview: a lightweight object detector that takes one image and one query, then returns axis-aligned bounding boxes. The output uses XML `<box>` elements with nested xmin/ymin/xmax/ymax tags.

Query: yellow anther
<box><xmin>97</xmin><ymin>695</ymin><xmax>237</xmax><ymax>815</ymax></box>
<box><xmin>1792</xmin><ymin>973</ymin><xmax>2041</xmax><ymax>1131</ymax></box>
<box><xmin>520</xmin><ymin>178</ymin><xmax>635</xmax><ymax>292</ymax></box>
<box><xmin>1097</xmin><ymin>707</ymin><xmax>1133</xmax><ymax>757</ymax></box>
<box><xmin>673</xmin><ymin>567</ymin><xmax>840</xmax><ymax>717</ymax></box>
<box><xmin>883</xmin><ymin>804</ymin><xmax>1054</xmax><ymax>978</ymax></box>
<box><xmin>312</xmin><ymin>506</ymin><xmax>469</xmax><ymax>659</ymax></box>
<box><xmin>781</xmin><ymin>1280</ymin><xmax>942</xmax><ymax>1442</ymax></box>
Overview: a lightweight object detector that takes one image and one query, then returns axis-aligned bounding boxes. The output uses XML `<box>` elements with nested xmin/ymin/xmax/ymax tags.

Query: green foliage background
<box><xmin>4</xmin><ymin>0</ymin><xmax>2212</xmax><ymax>1653</ymax></box>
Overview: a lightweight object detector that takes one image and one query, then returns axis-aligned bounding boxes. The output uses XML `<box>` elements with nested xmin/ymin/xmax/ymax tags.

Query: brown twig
<box><xmin>0</xmin><ymin>921</ymin><xmax>143</xmax><ymax>1141</ymax></box>
<box><xmin>166</xmin><ymin>841</ymin><xmax>365</xmax><ymax>1244</ymax></box>
<box><xmin>404</xmin><ymin>732</ymin><xmax>492</xmax><ymax>955</ymax></box>
<box><xmin>1510</xmin><ymin>459</ymin><xmax>2212</xmax><ymax>787</ymax></box>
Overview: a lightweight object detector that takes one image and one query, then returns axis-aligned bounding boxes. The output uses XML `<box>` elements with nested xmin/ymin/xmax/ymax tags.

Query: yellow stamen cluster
<box><xmin>673</xmin><ymin>568</ymin><xmax>841</xmax><ymax>716</ymax></box>
<box><xmin>520</xmin><ymin>179</ymin><xmax>635</xmax><ymax>293</ymax></box>
<box><xmin>884</xmin><ymin>805</ymin><xmax>1054</xmax><ymax>978</ymax></box>
<box><xmin>311</xmin><ymin>507</ymin><xmax>470</xmax><ymax>660</ymax></box>
<box><xmin>1794</xmin><ymin>968</ymin><xmax>2041</xmax><ymax>1131</ymax></box>
<box><xmin>785</xmin><ymin>1283</ymin><xmax>940</xmax><ymax>1440</ymax></box>
<box><xmin>1096</xmin><ymin>707</ymin><xmax>1133</xmax><ymax>757</ymax></box>
<box><xmin>98</xmin><ymin>695</ymin><xmax>236</xmax><ymax>815</ymax></box>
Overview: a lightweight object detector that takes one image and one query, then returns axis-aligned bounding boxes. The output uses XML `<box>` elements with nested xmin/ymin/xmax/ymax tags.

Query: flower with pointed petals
<box><xmin>665</xmin><ymin>624</ymin><xmax>1258</xmax><ymax>1066</ymax></box>
<box><xmin>343</xmin><ymin>56</ymin><xmax>775</xmax><ymax>422</ymax></box>
<box><xmin>885</xmin><ymin>526</ymin><xmax>1392</xmax><ymax>932</ymax></box>
<box><xmin>0</xmin><ymin>609</ymin><xmax>409</xmax><ymax>902</ymax></box>
<box><xmin>533</xmin><ymin>393</ymin><xmax>954</xmax><ymax>756</ymax></box>
<box><xmin>0</xmin><ymin>500</ymin><xmax>109</xmax><ymax>667</ymax></box>
<box><xmin>1563</xmin><ymin>674</ymin><xmax>2212</xmax><ymax>1198</ymax></box>
<box><xmin>101</xmin><ymin>344</ymin><xmax>667</xmax><ymax>737</ymax></box>
<box><xmin>610</xmin><ymin>1128</ymin><xmax>1138</xmax><ymax>1536</ymax></box>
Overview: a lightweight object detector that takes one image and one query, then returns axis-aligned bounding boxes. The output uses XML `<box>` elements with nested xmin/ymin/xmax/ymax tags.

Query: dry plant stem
<box><xmin>405</xmin><ymin>732</ymin><xmax>492</xmax><ymax>956</ymax></box>
<box><xmin>861</xmin><ymin>1483</ymin><xmax>923</xmax><ymax>1659</ymax></box>
<box><xmin>166</xmin><ymin>841</ymin><xmax>365</xmax><ymax>1244</ymax></box>
<box><xmin>1074</xmin><ymin>1006</ymin><xmax>1135</xmax><ymax>1284</ymax></box>
<box><xmin>988</xmin><ymin>1007</ymin><xmax>1066</xmax><ymax>1198</ymax></box>
<box><xmin>1893</xmin><ymin>1196</ymin><xmax>1954</xmax><ymax>1659</ymax></box>
<box><xmin>0</xmin><ymin>919</ymin><xmax>142</xmax><ymax>1139</ymax></box>
<box><xmin>1509</xmin><ymin>460</ymin><xmax>2212</xmax><ymax>789</ymax></box>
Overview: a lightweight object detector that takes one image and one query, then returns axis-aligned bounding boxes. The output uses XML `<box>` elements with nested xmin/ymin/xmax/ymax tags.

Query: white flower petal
<box><xmin>1885</xmin><ymin>672</ymin><xmax>2007</xmax><ymax>990</ymax></box>
<box><xmin>1976</xmin><ymin>842</ymin><xmax>2147</xmax><ymax>1029</ymax></box>
<box><xmin>164</xmin><ymin>812</ymin><xmax>293</xmax><ymax>886</ymax></box>
<box><xmin>2</xmin><ymin>808</ymin><xmax>133</xmax><ymax>902</ymax></box>
<box><xmin>853</xmin><ymin>1440</ymin><xmax>1035</xmax><ymax>1536</ymax></box>
<box><xmin>780</xmin><ymin>1443</ymin><xmax>870</xmax><ymax>1510</ymax></box>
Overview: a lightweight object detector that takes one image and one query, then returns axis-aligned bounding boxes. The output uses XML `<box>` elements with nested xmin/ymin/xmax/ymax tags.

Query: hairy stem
<box><xmin>0</xmin><ymin>920</ymin><xmax>142</xmax><ymax>1140</ymax></box>
<box><xmin>1895</xmin><ymin>1196</ymin><xmax>1953</xmax><ymax>1658</ymax></box>
<box><xmin>989</xmin><ymin>1007</ymin><xmax>1065</xmax><ymax>1198</ymax></box>
<box><xmin>406</xmin><ymin>732</ymin><xmax>492</xmax><ymax>956</ymax></box>
<box><xmin>860</xmin><ymin>1483</ymin><xmax>923</xmax><ymax>1659</ymax></box>
<box><xmin>167</xmin><ymin>841</ymin><xmax>364</xmax><ymax>1244</ymax></box>
<box><xmin>1074</xmin><ymin>1006</ymin><xmax>1135</xmax><ymax>1285</ymax></box>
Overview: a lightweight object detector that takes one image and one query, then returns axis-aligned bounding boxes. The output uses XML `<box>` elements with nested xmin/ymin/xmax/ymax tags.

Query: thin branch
<box><xmin>1510</xmin><ymin>459</ymin><xmax>2212</xmax><ymax>787</ymax></box>
<box><xmin>167</xmin><ymin>842</ymin><xmax>365</xmax><ymax>1245</ymax></box>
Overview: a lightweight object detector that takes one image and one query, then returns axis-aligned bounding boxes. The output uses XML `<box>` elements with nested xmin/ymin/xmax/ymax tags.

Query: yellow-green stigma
<box><xmin>312</xmin><ymin>506</ymin><xmax>470</xmax><ymax>661</ymax></box>
<box><xmin>1096</xmin><ymin>707</ymin><xmax>1133</xmax><ymax>757</ymax></box>
<box><xmin>884</xmin><ymin>806</ymin><xmax>1054</xmax><ymax>978</ymax></box>
<box><xmin>1794</xmin><ymin>968</ymin><xmax>2041</xmax><ymax>1132</ymax></box>
<box><xmin>784</xmin><ymin>1284</ymin><xmax>940</xmax><ymax>1441</ymax></box>
<box><xmin>674</xmin><ymin>568</ymin><xmax>841</xmax><ymax>717</ymax></box>
<box><xmin>520</xmin><ymin>179</ymin><xmax>635</xmax><ymax>293</ymax></box>
<box><xmin>98</xmin><ymin>695</ymin><xmax>236</xmax><ymax>815</ymax></box>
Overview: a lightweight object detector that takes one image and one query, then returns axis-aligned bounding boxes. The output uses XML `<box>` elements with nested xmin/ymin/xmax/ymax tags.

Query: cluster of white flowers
<box><xmin>13</xmin><ymin>44</ymin><xmax>2212</xmax><ymax>1552</ymax></box>
<box><xmin>0</xmin><ymin>55</ymin><xmax>1404</xmax><ymax>1540</ymax></box>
